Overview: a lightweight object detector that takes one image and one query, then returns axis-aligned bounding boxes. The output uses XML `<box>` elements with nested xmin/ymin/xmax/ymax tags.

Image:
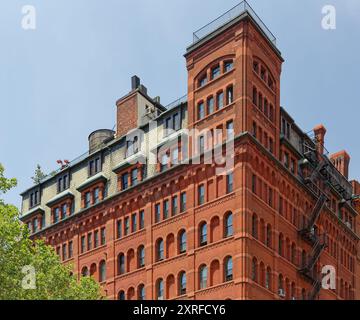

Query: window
<box><xmin>30</xmin><ymin>190</ymin><xmax>40</xmax><ymax>208</ymax></box>
<box><xmin>89</xmin><ymin>157</ymin><xmax>101</xmax><ymax>176</ymax></box>
<box><xmin>87</xmin><ymin>232</ymin><xmax>92</xmax><ymax>251</ymax></box>
<box><xmin>93</xmin><ymin>187</ymin><xmax>100</xmax><ymax>204</ymax></box>
<box><xmin>199</xmin><ymin>136</ymin><xmax>205</xmax><ymax>155</ymax></box>
<box><xmin>118</xmin><ymin>291</ymin><xmax>125</xmax><ymax>300</ymax></box>
<box><xmin>225</xmin><ymin>212</ymin><xmax>233</xmax><ymax>237</ymax></box>
<box><xmin>131</xmin><ymin>169</ymin><xmax>138</xmax><ymax>186</ymax></box>
<box><xmin>81</xmin><ymin>236</ymin><xmax>86</xmax><ymax>253</ymax></box>
<box><xmin>125</xmin><ymin>217</ymin><xmax>130</xmax><ymax>235</ymax></box>
<box><xmin>85</xmin><ymin>192</ymin><xmax>91</xmax><ymax>208</ymax></box>
<box><xmin>179</xmin><ymin>230</ymin><xmax>186</xmax><ymax>254</ymax></box>
<box><xmin>260</xmin><ymin>66</ymin><xmax>266</xmax><ymax>81</ymax></box>
<box><xmin>57</xmin><ymin>174</ymin><xmax>69</xmax><ymax>193</ymax></box>
<box><xmin>171</xmin><ymin>148</ymin><xmax>179</xmax><ymax>166</ymax></box>
<box><xmin>160</xmin><ymin>153</ymin><xmax>169</xmax><ymax>172</ymax></box>
<box><xmin>226</xmin><ymin>86</ymin><xmax>233</xmax><ymax>104</ymax></box>
<box><xmin>163</xmin><ymin>200</ymin><xmax>169</xmax><ymax>219</ymax></box>
<box><xmin>81</xmin><ymin>267</ymin><xmax>89</xmax><ymax>277</ymax></box>
<box><xmin>290</xmin><ymin>159</ymin><xmax>296</xmax><ymax>174</ymax></box>
<box><xmin>251</xmin><ymin>258</ymin><xmax>258</xmax><ymax>281</ymax></box>
<box><xmin>198</xmin><ymin>74</ymin><xmax>207</xmax><ymax>88</ymax></box>
<box><xmin>224</xmin><ymin>257</ymin><xmax>233</xmax><ymax>282</ymax></box>
<box><xmin>252</xmin><ymin>214</ymin><xmax>258</xmax><ymax>239</ymax></box>
<box><xmin>138</xmin><ymin>246</ymin><xmax>145</xmax><ymax>268</ymax></box>
<box><xmin>226</xmin><ymin>172</ymin><xmax>234</xmax><ymax>193</ymax></box>
<box><xmin>278</xmin><ymin>234</ymin><xmax>284</xmax><ymax>256</ymax></box>
<box><xmin>132</xmin><ymin>213</ymin><xmax>137</xmax><ymax>233</ymax></box>
<box><xmin>198</xmin><ymin>102</ymin><xmax>205</xmax><ymax>120</ymax></box>
<box><xmin>94</xmin><ymin>230</ymin><xmax>99</xmax><ymax>248</ymax></box>
<box><xmin>207</xmin><ymin>96</ymin><xmax>214</xmax><ymax>114</ymax></box>
<box><xmin>200</xmin><ymin>222</ymin><xmax>207</xmax><ymax>246</ymax></box>
<box><xmin>253</xmin><ymin>87</ymin><xmax>258</xmax><ymax>105</ymax></box>
<box><xmin>117</xmin><ymin>220</ymin><xmax>122</xmax><ymax>239</ymax></box>
<box><xmin>199</xmin><ymin>265</ymin><xmax>208</xmax><ymax>289</ymax></box>
<box><xmin>68</xmin><ymin>241</ymin><xmax>73</xmax><ymax>258</ymax></box>
<box><xmin>61</xmin><ymin>203</ymin><xmax>67</xmax><ymax>219</ymax></box>
<box><xmin>62</xmin><ymin>244</ymin><xmax>67</xmax><ymax>261</ymax></box>
<box><xmin>138</xmin><ymin>284</ymin><xmax>145</xmax><ymax>300</ymax></box>
<box><xmin>118</xmin><ymin>254</ymin><xmax>125</xmax><ymax>275</ymax></box>
<box><xmin>266</xmin><ymin>225</ymin><xmax>272</xmax><ymax>247</ymax></box>
<box><xmin>156</xmin><ymin>239</ymin><xmax>164</xmax><ymax>261</ymax></box>
<box><xmin>252</xmin><ymin>174</ymin><xmax>257</xmax><ymax>194</ymax></box>
<box><xmin>269</xmin><ymin>138</ymin><xmax>274</xmax><ymax>154</ymax></box>
<box><xmin>198</xmin><ymin>184</ymin><xmax>205</xmax><ymax>205</ymax></box>
<box><xmin>156</xmin><ymin>279</ymin><xmax>164</xmax><ymax>300</ymax></box>
<box><xmin>172</xmin><ymin>196</ymin><xmax>178</xmax><ymax>216</ymax></box>
<box><xmin>54</xmin><ymin>208</ymin><xmax>60</xmax><ymax>224</ymax></box>
<box><xmin>180</xmin><ymin>192</ymin><xmax>187</xmax><ymax>213</ymax></box>
<box><xmin>179</xmin><ymin>272</ymin><xmax>187</xmax><ymax>295</ymax></box>
<box><xmin>33</xmin><ymin>219</ymin><xmax>38</xmax><ymax>233</ymax></box>
<box><xmin>217</xmin><ymin>91</ymin><xmax>224</xmax><ymax>109</ymax></box>
<box><xmin>101</xmin><ymin>227</ymin><xmax>106</xmax><ymax>245</ymax></box>
<box><xmin>139</xmin><ymin>210</ymin><xmax>145</xmax><ymax>230</ymax></box>
<box><xmin>155</xmin><ymin>204</ymin><xmax>161</xmax><ymax>223</ymax></box>
<box><xmin>224</xmin><ymin>60</ymin><xmax>233</xmax><ymax>72</ymax></box>
<box><xmin>284</xmin><ymin>152</ymin><xmax>290</xmax><ymax>168</ymax></box>
<box><xmin>226</xmin><ymin>120</ymin><xmax>234</xmax><ymax>137</ymax></box>
<box><xmin>41</xmin><ymin>214</ymin><xmax>45</xmax><ymax>229</ymax></box>
<box><xmin>174</xmin><ymin>113</ymin><xmax>181</xmax><ymax>131</ymax></box>
<box><xmin>99</xmin><ymin>260</ymin><xmax>106</xmax><ymax>283</ymax></box>
<box><xmin>211</xmin><ymin>65</ymin><xmax>221</xmax><ymax>80</ymax></box>
<box><xmin>265</xmin><ymin>268</ymin><xmax>271</xmax><ymax>290</ymax></box>
<box><xmin>253</xmin><ymin>61</ymin><xmax>259</xmax><ymax>73</ymax></box>
<box><xmin>258</xmin><ymin>93</ymin><xmax>263</xmax><ymax>111</ymax></box>
<box><xmin>121</xmin><ymin>173</ymin><xmax>129</xmax><ymax>190</ymax></box>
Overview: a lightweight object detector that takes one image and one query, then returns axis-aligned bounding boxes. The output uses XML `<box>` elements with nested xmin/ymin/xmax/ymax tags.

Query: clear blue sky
<box><xmin>1</xmin><ymin>0</ymin><xmax>359</xmax><ymax>207</ymax></box>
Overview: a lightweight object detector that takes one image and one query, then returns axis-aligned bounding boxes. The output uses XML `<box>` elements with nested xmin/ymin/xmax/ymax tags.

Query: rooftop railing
<box><xmin>165</xmin><ymin>94</ymin><xmax>188</xmax><ymax>110</ymax></box>
<box><xmin>192</xmin><ymin>0</ymin><xmax>276</xmax><ymax>46</ymax></box>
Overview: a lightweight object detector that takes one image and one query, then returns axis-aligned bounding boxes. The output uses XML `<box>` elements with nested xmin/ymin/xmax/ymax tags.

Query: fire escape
<box><xmin>298</xmin><ymin>136</ymin><xmax>330</xmax><ymax>300</ymax></box>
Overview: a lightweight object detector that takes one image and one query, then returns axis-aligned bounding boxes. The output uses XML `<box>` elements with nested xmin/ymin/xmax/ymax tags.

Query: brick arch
<box><xmin>210</xmin><ymin>215</ymin><xmax>220</xmax><ymax>243</ymax></box>
<box><xmin>210</xmin><ymin>259</ymin><xmax>220</xmax><ymax>286</ymax></box>
<box><xmin>81</xmin><ymin>266</ymin><xmax>89</xmax><ymax>277</ymax></box>
<box><xmin>127</xmin><ymin>248</ymin><xmax>135</xmax><ymax>272</ymax></box>
<box><xmin>127</xmin><ymin>287</ymin><xmax>135</xmax><ymax>300</ymax></box>
<box><xmin>166</xmin><ymin>233</ymin><xmax>175</xmax><ymax>259</ymax></box>
<box><xmin>198</xmin><ymin>221</ymin><xmax>208</xmax><ymax>246</ymax></box>
<box><xmin>90</xmin><ymin>263</ymin><xmax>97</xmax><ymax>278</ymax></box>
<box><xmin>166</xmin><ymin>274</ymin><xmax>175</xmax><ymax>299</ymax></box>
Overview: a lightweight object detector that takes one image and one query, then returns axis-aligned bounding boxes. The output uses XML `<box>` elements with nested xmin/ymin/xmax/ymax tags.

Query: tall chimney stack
<box><xmin>330</xmin><ymin>150</ymin><xmax>350</xmax><ymax>179</ymax></box>
<box><xmin>313</xmin><ymin>124</ymin><xmax>327</xmax><ymax>156</ymax></box>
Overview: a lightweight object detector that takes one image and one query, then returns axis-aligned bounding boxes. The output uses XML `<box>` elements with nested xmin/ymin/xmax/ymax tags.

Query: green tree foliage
<box><xmin>0</xmin><ymin>164</ymin><xmax>103</xmax><ymax>300</ymax></box>
<box><xmin>31</xmin><ymin>164</ymin><xmax>47</xmax><ymax>185</ymax></box>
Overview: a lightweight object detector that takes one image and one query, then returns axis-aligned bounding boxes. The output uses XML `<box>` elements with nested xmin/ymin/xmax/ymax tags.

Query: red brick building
<box><xmin>20</xmin><ymin>1</ymin><xmax>360</xmax><ymax>300</ymax></box>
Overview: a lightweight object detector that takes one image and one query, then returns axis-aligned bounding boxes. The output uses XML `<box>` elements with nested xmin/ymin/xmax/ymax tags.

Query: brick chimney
<box><xmin>330</xmin><ymin>150</ymin><xmax>350</xmax><ymax>179</ymax></box>
<box><xmin>313</xmin><ymin>124</ymin><xmax>326</xmax><ymax>156</ymax></box>
<box><xmin>351</xmin><ymin>180</ymin><xmax>360</xmax><ymax>195</ymax></box>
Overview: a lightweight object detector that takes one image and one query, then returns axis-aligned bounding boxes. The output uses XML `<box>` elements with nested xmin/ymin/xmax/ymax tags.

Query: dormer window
<box><xmin>126</xmin><ymin>136</ymin><xmax>139</xmax><ymax>157</ymax></box>
<box><xmin>89</xmin><ymin>157</ymin><xmax>101</xmax><ymax>176</ymax></box>
<box><xmin>57</xmin><ymin>174</ymin><xmax>69</xmax><ymax>193</ymax></box>
<box><xmin>29</xmin><ymin>190</ymin><xmax>40</xmax><ymax>208</ymax></box>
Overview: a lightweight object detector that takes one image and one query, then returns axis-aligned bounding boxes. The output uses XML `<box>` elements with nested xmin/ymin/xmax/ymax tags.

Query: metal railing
<box><xmin>165</xmin><ymin>94</ymin><xmax>188</xmax><ymax>110</ymax></box>
<box><xmin>192</xmin><ymin>1</ymin><xmax>276</xmax><ymax>45</ymax></box>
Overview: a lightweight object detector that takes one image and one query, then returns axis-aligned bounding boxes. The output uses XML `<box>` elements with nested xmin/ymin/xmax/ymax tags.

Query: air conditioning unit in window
<box><xmin>278</xmin><ymin>289</ymin><xmax>286</xmax><ymax>298</ymax></box>
<box><xmin>145</xmin><ymin>105</ymin><xmax>156</xmax><ymax>118</ymax></box>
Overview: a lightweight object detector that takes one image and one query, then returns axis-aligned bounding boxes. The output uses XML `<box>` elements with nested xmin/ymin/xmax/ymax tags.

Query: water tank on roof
<box><xmin>88</xmin><ymin>129</ymin><xmax>115</xmax><ymax>154</ymax></box>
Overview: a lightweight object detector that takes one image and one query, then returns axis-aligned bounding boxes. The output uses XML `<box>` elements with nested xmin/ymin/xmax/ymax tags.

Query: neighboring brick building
<box><xmin>20</xmin><ymin>1</ymin><xmax>360</xmax><ymax>300</ymax></box>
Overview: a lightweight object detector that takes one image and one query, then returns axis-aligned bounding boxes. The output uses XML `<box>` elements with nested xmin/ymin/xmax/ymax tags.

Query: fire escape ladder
<box><xmin>309</xmin><ymin>279</ymin><xmax>322</xmax><ymax>300</ymax></box>
<box><xmin>307</xmin><ymin>194</ymin><xmax>327</xmax><ymax>231</ymax></box>
<box><xmin>306</xmin><ymin>236</ymin><xmax>327</xmax><ymax>271</ymax></box>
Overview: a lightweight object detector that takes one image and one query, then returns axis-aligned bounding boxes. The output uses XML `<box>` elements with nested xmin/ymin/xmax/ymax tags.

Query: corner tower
<box><xmin>184</xmin><ymin>1</ymin><xmax>283</xmax><ymax>158</ymax></box>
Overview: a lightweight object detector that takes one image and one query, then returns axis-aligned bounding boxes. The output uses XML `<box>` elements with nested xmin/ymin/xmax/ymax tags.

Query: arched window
<box><xmin>251</xmin><ymin>258</ymin><xmax>258</xmax><ymax>282</ymax></box>
<box><xmin>138</xmin><ymin>246</ymin><xmax>145</xmax><ymax>268</ymax></box>
<box><xmin>278</xmin><ymin>274</ymin><xmax>284</xmax><ymax>297</ymax></box>
<box><xmin>118</xmin><ymin>253</ymin><xmax>125</xmax><ymax>275</ymax></box>
<box><xmin>156</xmin><ymin>279</ymin><xmax>164</xmax><ymax>300</ymax></box>
<box><xmin>301</xmin><ymin>288</ymin><xmax>306</xmax><ymax>300</ymax></box>
<box><xmin>199</xmin><ymin>265</ymin><xmax>208</xmax><ymax>289</ymax></box>
<box><xmin>266</xmin><ymin>224</ymin><xmax>272</xmax><ymax>247</ymax></box>
<box><xmin>178</xmin><ymin>230</ymin><xmax>187</xmax><ymax>254</ymax></box>
<box><xmin>138</xmin><ymin>284</ymin><xmax>145</xmax><ymax>300</ymax></box>
<box><xmin>199</xmin><ymin>222</ymin><xmax>207</xmax><ymax>246</ymax></box>
<box><xmin>265</xmin><ymin>267</ymin><xmax>271</xmax><ymax>290</ymax></box>
<box><xmin>252</xmin><ymin>214</ymin><xmax>258</xmax><ymax>239</ymax></box>
<box><xmin>224</xmin><ymin>256</ymin><xmax>233</xmax><ymax>282</ymax></box>
<box><xmin>118</xmin><ymin>290</ymin><xmax>125</xmax><ymax>300</ymax></box>
<box><xmin>178</xmin><ymin>271</ymin><xmax>186</xmax><ymax>295</ymax></box>
<box><xmin>278</xmin><ymin>233</ymin><xmax>284</xmax><ymax>256</ymax></box>
<box><xmin>224</xmin><ymin>212</ymin><xmax>233</xmax><ymax>237</ymax></box>
<box><xmin>99</xmin><ymin>260</ymin><xmax>106</xmax><ymax>283</ymax></box>
<box><xmin>291</xmin><ymin>243</ymin><xmax>296</xmax><ymax>265</ymax></box>
<box><xmin>156</xmin><ymin>238</ymin><xmax>164</xmax><ymax>261</ymax></box>
<box><xmin>81</xmin><ymin>266</ymin><xmax>88</xmax><ymax>277</ymax></box>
